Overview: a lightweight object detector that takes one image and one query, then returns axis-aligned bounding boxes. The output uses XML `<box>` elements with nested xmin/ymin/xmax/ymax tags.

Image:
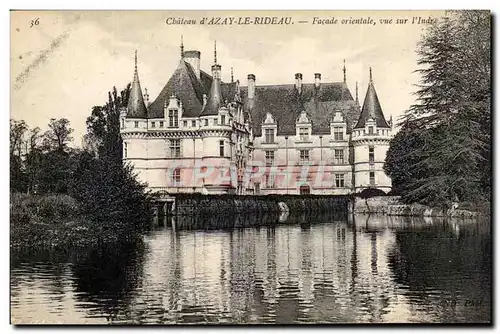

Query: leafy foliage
<box><xmin>10</xmin><ymin>83</ymin><xmax>152</xmax><ymax>239</ymax></box>
<box><xmin>384</xmin><ymin>11</ymin><xmax>491</xmax><ymax>208</ymax></box>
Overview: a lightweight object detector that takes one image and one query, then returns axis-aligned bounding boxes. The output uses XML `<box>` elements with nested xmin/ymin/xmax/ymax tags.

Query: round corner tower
<box><xmin>351</xmin><ymin>68</ymin><xmax>393</xmax><ymax>193</ymax></box>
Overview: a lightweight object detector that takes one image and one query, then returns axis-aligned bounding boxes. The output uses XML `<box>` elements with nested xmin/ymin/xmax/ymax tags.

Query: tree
<box><xmin>42</xmin><ymin>118</ymin><xmax>74</xmax><ymax>152</ymax></box>
<box><xmin>86</xmin><ymin>84</ymin><xmax>130</xmax><ymax>164</ymax></box>
<box><xmin>10</xmin><ymin>119</ymin><xmax>28</xmax><ymax>192</ymax></box>
<box><xmin>384</xmin><ymin>121</ymin><xmax>428</xmax><ymax>197</ymax></box>
<box><xmin>70</xmin><ymin>83</ymin><xmax>151</xmax><ymax>227</ymax></box>
<box><xmin>386</xmin><ymin>11</ymin><xmax>491</xmax><ymax>207</ymax></box>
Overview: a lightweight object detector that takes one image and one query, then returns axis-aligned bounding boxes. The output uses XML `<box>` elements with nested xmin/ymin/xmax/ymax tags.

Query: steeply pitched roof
<box><xmin>126</xmin><ymin>53</ymin><xmax>148</xmax><ymax>119</ymax></box>
<box><xmin>148</xmin><ymin>61</ymin><xmax>239</xmax><ymax>118</ymax></box>
<box><xmin>148</xmin><ymin>60</ymin><xmax>205</xmax><ymax>118</ymax></box>
<box><xmin>354</xmin><ymin>81</ymin><xmax>390</xmax><ymax>129</ymax></box>
<box><xmin>240</xmin><ymin>82</ymin><xmax>359</xmax><ymax>136</ymax></box>
<box><xmin>200</xmin><ymin>65</ymin><xmax>223</xmax><ymax>116</ymax></box>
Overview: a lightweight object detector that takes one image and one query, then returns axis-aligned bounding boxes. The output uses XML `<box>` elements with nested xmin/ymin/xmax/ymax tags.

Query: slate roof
<box><xmin>354</xmin><ymin>81</ymin><xmax>390</xmax><ymax>129</ymax></box>
<box><xmin>240</xmin><ymin>82</ymin><xmax>360</xmax><ymax>136</ymax></box>
<box><xmin>126</xmin><ymin>65</ymin><xmax>148</xmax><ymax>119</ymax></box>
<box><xmin>148</xmin><ymin>60</ymin><xmax>238</xmax><ymax>118</ymax></box>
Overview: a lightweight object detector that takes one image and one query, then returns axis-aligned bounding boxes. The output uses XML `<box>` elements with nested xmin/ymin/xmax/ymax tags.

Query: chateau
<box><xmin>120</xmin><ymin>41</ymin><xmax>394</xmax><ymax>195</ymax></box>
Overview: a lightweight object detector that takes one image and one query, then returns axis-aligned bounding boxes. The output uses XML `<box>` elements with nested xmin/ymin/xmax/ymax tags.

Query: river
<box><xmin>10</xmin><ymin>213</ymin><xmax>491</xmax><ymax>324</ymax></box>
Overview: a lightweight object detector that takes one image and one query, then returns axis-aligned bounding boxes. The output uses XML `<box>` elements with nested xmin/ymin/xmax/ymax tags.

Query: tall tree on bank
<box><xmin>84</xmin><ymin>84</ymin><xmax>131</xmax><ymax>164</ymax></box>
<box><xmin>72</xmin><ymin>83</ymin><xmax>152</xmax><ymax>227</ymax></box>
<box><xmin>385</xmin><ymin>11</ymin><xmax>491</xmax><ymax>207</ymax></box>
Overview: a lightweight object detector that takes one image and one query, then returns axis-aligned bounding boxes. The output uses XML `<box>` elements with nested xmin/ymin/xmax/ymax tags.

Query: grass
<box><xmin>10</xmin><ymin>193</ymin><xmax>145</xmax><ymax>249</ymax></box>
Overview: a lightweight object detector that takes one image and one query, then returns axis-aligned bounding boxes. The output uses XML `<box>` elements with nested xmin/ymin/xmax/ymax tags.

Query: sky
<box><xmin>10</xmin><ymin>10</ymin><xmax>447</xmax><ymax>146</ymax></box>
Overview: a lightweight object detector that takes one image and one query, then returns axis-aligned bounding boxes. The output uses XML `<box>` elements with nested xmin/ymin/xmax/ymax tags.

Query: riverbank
<box><xmin>10</xmin><ymin>193</ymin><xmax>146</xmax><ymax>249</ymax></box>
<box><xmin>352</xmin><ymin>196</ymin><xmax>489</xmax><ymax>218</ymax></box>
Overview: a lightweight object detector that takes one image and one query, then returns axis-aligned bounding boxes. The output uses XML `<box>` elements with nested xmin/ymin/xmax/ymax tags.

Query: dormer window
<box><xmin>221</xmin><ymin>115</ymin><xmax>226</xmax><ymax>125</ymax></box>
<box><xmin>205</xmin><ymin>119</ymin><xmax>208</xmax><ymax>126</ymax></box>
<box><xmin>299</xmin><ymin>127</ymin><xmax>309</xmax><ymax>141</ymax></box>
<box><xmin>264</xmin><ymin>128</ymin><xmax>275</xmax><ymax>144</ymax></box>
<box><xmin>368</xmin><ymin>126</ymin><xmax>374</xmax><ymax>135</ymax></box>
<box><xmin>168</xmin><ymin>109</ymin><xmax>178</xmax><ymax>127</ymax></box>
<box><xmin>333</xmin><ymin>126</ymin><xmax>344</xmax><ymax>141</ymax></box>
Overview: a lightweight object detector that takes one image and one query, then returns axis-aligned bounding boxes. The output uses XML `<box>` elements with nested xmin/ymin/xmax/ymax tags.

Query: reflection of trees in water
<box><xmin>11</xmin><ymin>248</ymin><xmax>72</xmax><ymax>308</ymax></box>
<box><xmin>386</xmin><ymin>216</ymin><xmax>491</xmax><ymax>322</ymax></box>
<box><xmin>70</xmin><ymin>238</ymin><xmax>146</xmax><ymax>323</ymax></box>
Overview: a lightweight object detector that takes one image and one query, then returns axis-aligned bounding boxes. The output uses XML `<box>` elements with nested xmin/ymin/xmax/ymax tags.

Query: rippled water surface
<box><xmin>11</xmin><ymin>214</ymin><xmax>491</xmax><ymax>324</ymax></box>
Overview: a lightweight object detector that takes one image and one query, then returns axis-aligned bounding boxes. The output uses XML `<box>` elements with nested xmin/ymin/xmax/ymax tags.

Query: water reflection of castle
<box><xmin>132</xmin><ymin>215</ymin><xmax>416</xmax><ymax>323</ymax></box>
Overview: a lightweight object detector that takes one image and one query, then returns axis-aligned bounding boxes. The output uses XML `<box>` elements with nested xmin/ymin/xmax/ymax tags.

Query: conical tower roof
<box><xmin>354</xmin><ymin>68</ymin><xmax>390</xmax><ymax>129</ymax></box>
<box><xmin>200</xmin><ymin>41</ymin><xmax>223</xmax><ymax>116</ymax></box>
<box><xmin>126</xmin><ymin>51</ymin><xmax>148</xmax><ymax>119</ymax></box>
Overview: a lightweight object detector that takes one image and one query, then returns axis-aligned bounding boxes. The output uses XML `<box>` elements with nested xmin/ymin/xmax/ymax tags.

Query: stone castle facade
<box><xmin>120</xmin><ymin>42</ymin><xmax>394</xmax><ymax>195</ymax></box>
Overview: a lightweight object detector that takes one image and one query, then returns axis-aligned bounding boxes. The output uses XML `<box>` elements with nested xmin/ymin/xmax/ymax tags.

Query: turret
<box><xmin>200</xmin><ymin>41</ymin><xmax>223</xmax><ymax>116</ymax></box>
<box><xmin>351</xmin><ymin>67</ymin><xmax>392</xmax><ymax>193</ymax></box>
<box><xmin>126</xmin><ymin>50</ymin><xmax>148</xmax><ymax>119</ymax></box>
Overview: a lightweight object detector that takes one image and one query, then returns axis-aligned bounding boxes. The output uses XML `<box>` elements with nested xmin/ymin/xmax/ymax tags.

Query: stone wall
<box><xmin>353</xmin><ymin>196</ymin><xmax>478</xmax><ymax>218</ymax></box>
<box><xmin>173</xmin><ymin>194</ymin><xmax>351</xmax><ymax>216</ymax></box>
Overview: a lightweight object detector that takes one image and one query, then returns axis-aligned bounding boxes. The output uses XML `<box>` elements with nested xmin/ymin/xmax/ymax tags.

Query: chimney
<box><xmin>184</xmin><ymin>50</ymin><xmax>201</xmax><ymax>80</ymax></box>
<box><xmin>295</xmin><ymin>73</ymin><xmax>303</xmax><ymax>93</ymax></box>
<box><xmin>247</xmin><ymin>74</ymin><xmax>256</xmax><ymax>99</ymax></box>
<box><xmin>314</xmin><ymin>73</ymin><xmax>321</xmax><ymax>88</ymax></box>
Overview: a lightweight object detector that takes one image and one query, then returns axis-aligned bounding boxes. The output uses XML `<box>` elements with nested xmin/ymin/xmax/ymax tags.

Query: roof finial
<box><xmin>144</xmin><ymin>87</ymin><xmax>150</xmax><ymax>106</ymax></box>
<box><xmin>134</xmin><ymin>50</ymin><xmax>138</xmax><ymax>74</ymax></box>
<box><xmin>369</xmin><ymin>67</ymin><xmax>373</xmax><ymax>84</ymax></box>
<box><xmin>343</xmin><ymin>59</ymin><xmax>346</xmax><ymax>83</ymax></box>
<box><xmin>180</xmin><ymin>35</ymin><xmax>184</xmax><ymax>58</ymax></box>
<box><xmin>231</xmin><ymin>67</ymin><xmax>234</xmax><ymax>83</ymax></box>
<box><xmin>355</xmin><ymin>81</ymin><xmax>359</xmax><ymax>104</ymax></box>
<box><xmin>214</xmin><ymin>40</ymin><xmax>217</xmax><ymax>65</ymax></box>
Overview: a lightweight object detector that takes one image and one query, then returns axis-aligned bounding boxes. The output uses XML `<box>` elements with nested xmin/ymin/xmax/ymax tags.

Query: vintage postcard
<box><xmin>10</xmin><ymin>10</ymin><xmax>491</xmax><ymax>325</ymax></box>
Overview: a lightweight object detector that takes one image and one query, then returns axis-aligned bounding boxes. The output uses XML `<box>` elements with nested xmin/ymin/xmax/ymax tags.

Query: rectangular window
<box><xmin>214</xmin><ymin>118</ymin><xmax>218</xmax><ymax>125</ymax></box>
<box><xmin>265</xmin><ymin>150</ymin><xmax>275</xmax><ymax>165</ymax></box>
<box><xmin>264</xmin><ymin>128</ymin><xmax>275</xmax><ymax>144</ymax></box>
<box><xmin>221</xmin><ymin>115</ymin><xmax>226</xmax><ymax>125</ymax></box>
<box><xmin>300</xmin><ymin>150</ymin><xmax>309</xmax><ymax>163</ymax></box>
<box><xmin>159</xmin><ymin>121</ymin><xmax>164</xmax><ymax>128</ymax></box>
<box><xmin>368</xmin><ymin>126</ymin><xmax>374</xmax><ymax>135</ymax></box>
<box><xmin>265</xmin><ymin>174</ymin><xmax>276</xmax><ymax>189</ymax></box>
<box><xmin>168</xmin><ymin>109</ymin><xmax>178</xmax><ymax>127</ymax></box>
<box><xmin>172</xmin><ymin>168</ymin><xmax>181</xmax><ymax>185</ymax></box>
<box><xmin>123</xmin><ymin>142</ymin><xmax>127</xmax><ymax>158</ymax></box>
<box><xmin>254</xmin><ymin>182</ymin><xmax>260</xmax><ymax>195</ymax></box>
<box><xmin>121</xmin><ymin>119</ymin><xmax>125</xmax><ymax>129</ymax></box>
<box><xmin>219</xmin><ymin>140</ymin><xmax>225</xmax><ymax>157</ymax></box>
<box><xmin>369</xmin><ymin>171</ymin><xmax>375</xmax><ymax>185</ymax></box>
<box><xmin>335</xmin><ymin>174</ymin><xmax>345</xmax><ymax>188</ymax></box>
<box><xmin>299</xmin><ymin>127</ymin><xmax>309</xmax><ymax>141</ymax></box>
<box><xmin>334</xmin><ymin>149</ymin><xmax>344</xmax><ymax>165</ymax></box>
<box><xmin>369</xmin><ymin>146</ymin><xmax>375</xmax><ymax>163</ymax></box>
<box><xmin>134</xmin><ymin>121</ymin><xmax>139</xmax><ymax>128</ymax></box>
<box><xmin>183</xmin><ymin>120</ymin><xmax>188</xmax><ymax>127</ymax></box>
<box><xmin>205</xmin><ymin>119</ymin><xmax>208</xmax><ymax>126</ymax></box>
<box><xmin>170</xmin><ymin>139</ymin><xmax>181</xmax><ymax>158</ymax></box>
<box><xmin>151</xmin><ymin>121</ymin><xmax>156</xmax><ymax>128</ymax></box>
<box><xmin>334</xmin><ymin>126</ymin><xmax>343</xmax><ymax>141</ymax></box>
<box><xmin>192</xmin><ymin>120</ymin><xmax>196</xmax><ymax>127</ymax></box>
